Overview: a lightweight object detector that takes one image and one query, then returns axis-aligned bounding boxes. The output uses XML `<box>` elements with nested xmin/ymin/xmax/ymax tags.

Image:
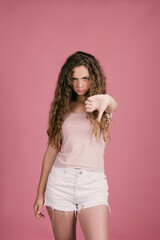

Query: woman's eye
<box><xmin>72</xmin><ymin>77</ymin><xmax>89</xmax><ymax>81</ymax></box>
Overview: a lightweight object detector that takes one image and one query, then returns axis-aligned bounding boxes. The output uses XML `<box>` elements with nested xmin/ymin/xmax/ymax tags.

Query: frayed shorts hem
<box><xmin>44</xmin><ymin>201</ymin><xmax>111</xmax><ymax>218</ymax></box>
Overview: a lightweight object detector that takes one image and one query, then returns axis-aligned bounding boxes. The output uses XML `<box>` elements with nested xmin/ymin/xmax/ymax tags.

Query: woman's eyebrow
<box><xmin>72</xmin><ymin>76</ymin><xmax>89</xmax><ymax>79</ymax></box>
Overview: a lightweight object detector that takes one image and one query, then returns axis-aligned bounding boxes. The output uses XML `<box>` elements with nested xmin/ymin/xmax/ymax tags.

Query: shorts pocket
<box><xmin>49</xmin><ymin>168</ymin><xmax>68</xmax><ymax>186</ymax></box>
<box><xmin>51</xmin><ymin>168</ymin><xmax>65</xmax><ymax>176</ymax></box>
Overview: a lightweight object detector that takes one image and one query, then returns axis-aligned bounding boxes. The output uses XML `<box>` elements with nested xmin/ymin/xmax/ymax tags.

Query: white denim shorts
<box><xmin>44</xmin><ymin>166</ymin><xmax>111</xmax><ymax>217</ymax></box>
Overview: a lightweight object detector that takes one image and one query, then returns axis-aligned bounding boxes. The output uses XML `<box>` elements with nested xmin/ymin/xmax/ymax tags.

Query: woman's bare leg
<box><xmin>46</xmin><ymin>206</ymin><xmax>77</xmax><ymax>240</ymax></box>
<box><xmin>78</xmin><ymin>204</ymin><xmax>109</xmax><ymax>240</ymax></box>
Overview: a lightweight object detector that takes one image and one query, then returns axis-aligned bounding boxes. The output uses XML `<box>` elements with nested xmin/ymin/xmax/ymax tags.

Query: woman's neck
<box><xmin>76</xmin><ymin>95</ymin><xmax>86</xmax><ymax>103</ymax></box>
<box><xmin>70</xmin><ymin>100</ymin><xmax>85</xmax><ymax>113</ymax></box>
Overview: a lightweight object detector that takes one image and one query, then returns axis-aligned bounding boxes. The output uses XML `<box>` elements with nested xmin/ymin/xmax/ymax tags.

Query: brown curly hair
<box><xmin>46</xmin><ymin>51</ymin><xmax>113</xmax><ymax>150</ymax></box>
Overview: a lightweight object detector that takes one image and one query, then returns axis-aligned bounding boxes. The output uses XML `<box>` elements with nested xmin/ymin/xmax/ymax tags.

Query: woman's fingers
<box><xmin>36</xmin><ymin>205</ymin><xmax>42</xmax><ymax>218</ymax></box>
<box><xmin>85</xmin><ymin>101</ymin><xmax>93</xmax><ymax>106</ymax></box>
<box><xmin>37</xmin><ymin>211</ymin><xmax>45</xmax><ymax>220</ymax></box>
<box><xmin>85</xmin><ymin>101</ymin><xmax>98</xmax><ymax>112</ymax></box>
<box><xmin>87</xmin><ymin>96</ymin><xmax>94</xmax><ymax>102</ymax></box>
<box><xmin>34</xmin><ymin>203</ymin><xmax>45</xmax><ymax>220</ymax></box>
<box><xmin>86</xmin><ymin>108</ymin><xmax>94</xmax><ymax>112</ymax></box>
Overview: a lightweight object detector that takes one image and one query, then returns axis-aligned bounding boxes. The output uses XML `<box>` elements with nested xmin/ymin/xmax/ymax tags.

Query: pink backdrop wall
<box><xmin>1</xmin><ymin>0</ymin><xmax>160</xmax><ymax>239</ymax></box>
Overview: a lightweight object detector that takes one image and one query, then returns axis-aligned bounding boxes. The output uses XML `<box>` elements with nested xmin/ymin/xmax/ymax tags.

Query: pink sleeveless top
<box><xmin>53</xmin><ymin>111</ymin><xmax>113</xmax><ymax>173</ymax></box>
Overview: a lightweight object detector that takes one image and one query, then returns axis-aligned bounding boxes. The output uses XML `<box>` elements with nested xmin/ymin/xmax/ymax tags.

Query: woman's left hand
<box><xmin>85</xmin><ymin>94</ymin><xmax>111</xmax><ymax>122</ymax></box>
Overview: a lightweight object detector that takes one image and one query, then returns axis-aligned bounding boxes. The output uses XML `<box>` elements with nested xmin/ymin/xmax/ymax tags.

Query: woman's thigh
<box><xmin>46</xmin><ymin>206</ymin><xmax>77</xmax><ymax>240</ymax></box>
<box><xmin>78</xmin><ymin>204</ymin><xmax>109</xmax><ymax>240</ymax></box>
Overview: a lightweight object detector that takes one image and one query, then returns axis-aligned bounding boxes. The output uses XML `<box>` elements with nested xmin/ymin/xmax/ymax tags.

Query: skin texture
<box><xmin>45</xmin><ymin>65</ymin><xmax>110</xmax><ymax>240</ymax></box>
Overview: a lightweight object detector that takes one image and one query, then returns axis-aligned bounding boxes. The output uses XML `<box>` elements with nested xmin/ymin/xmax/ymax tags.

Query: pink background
<box><xmin>1</xmin><ymin>0</ymin><xmax>160</xmax><ymax>239</ymax></box>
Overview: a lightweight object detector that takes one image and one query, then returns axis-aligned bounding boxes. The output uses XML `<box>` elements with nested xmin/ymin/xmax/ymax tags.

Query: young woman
<box><xmin>33</xmin><ymin>51</ymin><xmax>118</xmax><ymax>240</ymax></box>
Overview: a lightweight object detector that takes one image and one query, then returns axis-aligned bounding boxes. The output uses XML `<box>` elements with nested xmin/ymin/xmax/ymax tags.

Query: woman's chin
<box><xmin>76</xmin><ymin>91</ymin><xmax>85</xmax><ymax>95</ymax></box>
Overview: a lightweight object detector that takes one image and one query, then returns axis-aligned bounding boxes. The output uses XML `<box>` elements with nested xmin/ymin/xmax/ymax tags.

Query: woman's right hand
<box><xmin>33</xmin><ymin>195</ymin><xmax>45</xmax><ymax>220</ymax></box>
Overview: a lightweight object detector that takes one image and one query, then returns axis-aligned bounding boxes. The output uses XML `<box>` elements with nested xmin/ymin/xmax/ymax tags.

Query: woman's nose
<box><xmin>77</xmin><ymin>80</ymin><xmax>83</xmax><ymax>87</ymax></box>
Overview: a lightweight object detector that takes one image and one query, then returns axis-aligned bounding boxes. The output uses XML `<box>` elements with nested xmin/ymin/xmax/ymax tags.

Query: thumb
<box><xmin>97</xmin><ymin>110</ymin><xmax>103</xmax><ymax>122</ymax></box>
<box><xmin>37</xmin><ymin>205</ymin><xmax>41</xmax><ymax>214</ymax></box>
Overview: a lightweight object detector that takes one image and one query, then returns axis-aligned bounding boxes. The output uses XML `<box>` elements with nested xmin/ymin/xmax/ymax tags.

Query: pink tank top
<box><xmin>53</xmin><ymin>111</ymin><xmax>113</xmax><ymax>173</ymax></box>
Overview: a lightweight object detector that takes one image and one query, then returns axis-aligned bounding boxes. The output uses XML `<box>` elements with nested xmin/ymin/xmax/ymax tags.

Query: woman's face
<box><xmin>72</xmin><ymin>65</ymin><xmax>91</xmax><ymax>96</ymax></box>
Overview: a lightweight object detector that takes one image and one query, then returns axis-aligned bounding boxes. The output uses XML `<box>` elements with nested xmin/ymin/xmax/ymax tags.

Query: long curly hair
<box><xmin>47</xmin><ymin>51</ymin><xmax>113</xmax><ymax>150</ymax></box>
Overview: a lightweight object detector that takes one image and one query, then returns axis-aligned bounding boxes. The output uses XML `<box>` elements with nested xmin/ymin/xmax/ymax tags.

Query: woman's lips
<box><xmin>77</xmin><ymin>89</ymin><xmax>84</xmax><ymax>93</ymax></box>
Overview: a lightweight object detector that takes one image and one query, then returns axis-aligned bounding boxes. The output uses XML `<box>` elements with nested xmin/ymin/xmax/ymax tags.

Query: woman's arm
<box><xmin>36</xmin><ymin>143</ymin><xmax>59</xmax><ymax>197</ymax></box>
<box><xmin>104</xmin><ymin>94</ymin><xmax>118</xmax><ymax>114</ymax></box>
